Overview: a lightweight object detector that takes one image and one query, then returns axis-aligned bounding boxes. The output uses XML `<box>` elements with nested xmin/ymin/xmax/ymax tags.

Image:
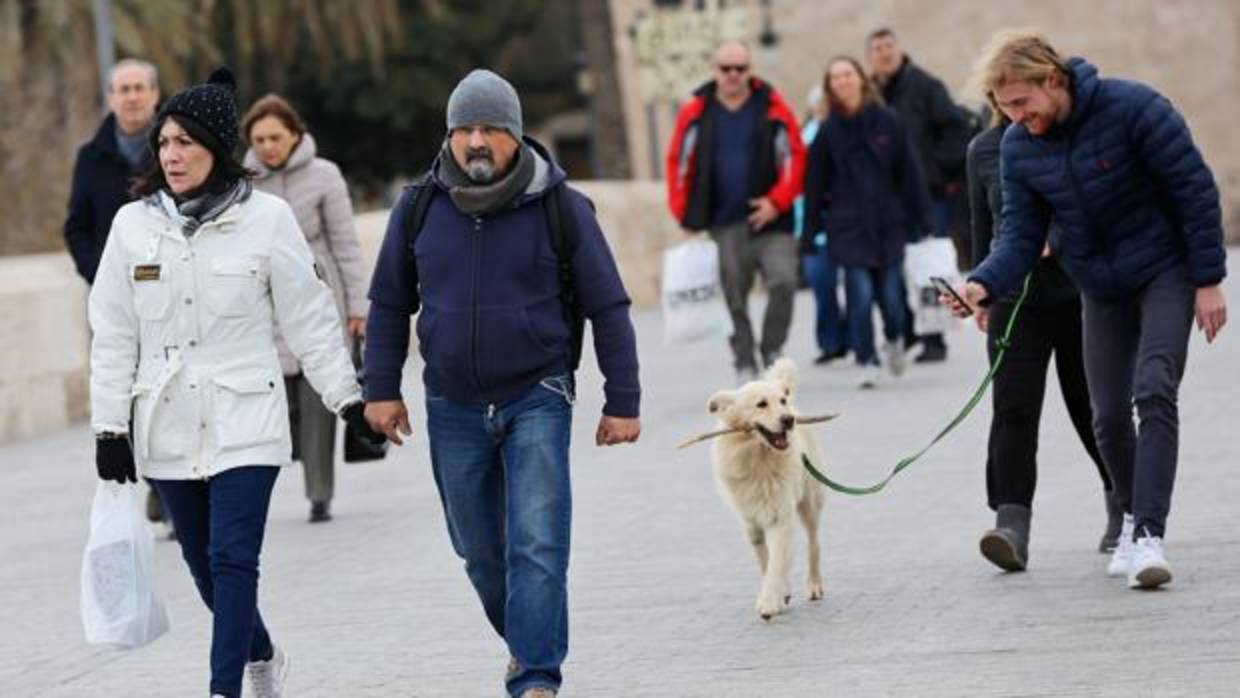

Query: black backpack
<box><xmin>400</xmin><ymin>174</ymin><xmax>587</xmax><ymax>370</ymax></box>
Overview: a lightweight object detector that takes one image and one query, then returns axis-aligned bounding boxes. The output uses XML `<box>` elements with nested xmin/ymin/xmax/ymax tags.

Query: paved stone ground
<box><xmin>3</xmin><ymin>258</ymin><xmax>1239</xmax><ymax>697</ymax></box>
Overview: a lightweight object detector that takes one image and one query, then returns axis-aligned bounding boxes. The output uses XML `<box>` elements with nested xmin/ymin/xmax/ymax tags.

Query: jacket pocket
<box><xmin>416</xmin><ymin>307</ymin><xmax>475</xmax><ymax>390</ymax></box>
<box><xmin>205</xmin><ymin>256</ymin><xmax>267</xmax><ymax>318</ymax></box>
<box><xmin>211</xmin><ymin>370</ymin><xmax>285</xmax><ymax>451</ymax></box>
<box><xmin>131</xmin><ymin>268</ymin><xmax>172</xmax><ymax>320</ymax></box>
<box><xmin>133</xmin><ymin>384</ymin><xmax>191</xmax><ymax>460</ymax></box>
<box><xmin>477</xmin><ymin>306</ymin><xmax>565</xmax><ymax>389</ymax></box>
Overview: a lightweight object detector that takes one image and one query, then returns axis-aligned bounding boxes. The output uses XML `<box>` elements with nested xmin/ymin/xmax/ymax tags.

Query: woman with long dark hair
<box><xmin>803</xmin><ymin>56</ymin><xmax>932</xmax><ymax>389</ymax></box>
<box><xmin>88</xmin><ymin>68</ymin><xmax>381</xmax><ymax>698</ymax></box>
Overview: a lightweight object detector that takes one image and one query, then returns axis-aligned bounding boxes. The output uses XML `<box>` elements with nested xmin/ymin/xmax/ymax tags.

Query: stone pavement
<box><xmin>3</xmin><ymin>266</ymin><xmax>1239</xmax><ymax>697</ymax></box>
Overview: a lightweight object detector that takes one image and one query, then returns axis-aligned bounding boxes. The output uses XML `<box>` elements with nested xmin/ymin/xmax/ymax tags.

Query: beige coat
<box><xmin>245</xmin><ymin>135</ymin><xmax>368</xmax><ymax>375</ymax></box>
<box><xmin>89</xmin><ymin>190</ymin><xmax>362</xmax><ymax>480</ymax></box>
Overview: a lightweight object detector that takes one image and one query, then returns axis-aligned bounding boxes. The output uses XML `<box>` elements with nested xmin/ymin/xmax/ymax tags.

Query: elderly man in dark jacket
<box><xmin>64</xmin><ymin>59</ymin><xmax>159</xmax><ymax>283</ymax></box>
<box><xmin>364</xmin><ymin>69</ymin><xmax>640</xmax><ymax>698</ymax></box>
<box><xmin>950</xmin><ymin>32</ymin><xmax>1227</xmax><ymax>591</ymax></box>
<box><xmin>869</xmin><ymin>28</ymin><xmax>972</xmax><ymax>362</ymax></box>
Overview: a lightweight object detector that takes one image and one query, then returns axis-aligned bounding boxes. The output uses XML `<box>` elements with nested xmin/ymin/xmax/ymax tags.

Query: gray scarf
<box><xmin>436</xmin><ymin>142</ymin><xmax>536</xmax><ymax>216</ymax></box>
<box><xmin>175</xmin><ymin>178</ymin><xmax>253</xmax><ymax>236</ymax></box>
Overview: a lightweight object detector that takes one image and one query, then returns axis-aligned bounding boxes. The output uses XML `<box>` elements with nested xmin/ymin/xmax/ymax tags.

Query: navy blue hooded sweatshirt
<box><xmin>970</xmin><ymin>58</ymin><xmax>1226</xmax><ymax>302</ymax></box>
<box><xmin>364</xmin><ymin>139</ymin><xmax>641</xmax><ymax>418</ymax></box>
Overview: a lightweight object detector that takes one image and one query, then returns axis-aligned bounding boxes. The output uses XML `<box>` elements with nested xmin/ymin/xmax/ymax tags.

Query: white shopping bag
<box><xmin>661</xmin><ymin>237</ymin><xmax>733</xmax><ymax>344</ymax></box>
<box><xmin>903</xmin><ymin>237</ymin><xmax>960</xmax><ymax>335</ymax></box>
<box><xmin>80</xmin><ymin>482</ymin><xmax>170</xmax><ymax>649</ymax></box>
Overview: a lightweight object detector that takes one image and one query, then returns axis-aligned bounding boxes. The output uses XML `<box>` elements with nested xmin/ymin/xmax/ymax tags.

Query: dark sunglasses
<box><xmin>717</xmin><ymin>64</ymin><xmax>749</xmax><ymax>74</ymax></box>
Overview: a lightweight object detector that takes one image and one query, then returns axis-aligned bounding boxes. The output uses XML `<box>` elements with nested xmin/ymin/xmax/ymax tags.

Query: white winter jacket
<box><xmin>89</xmin><ymin>189</ymin><xmax>362</xmax><ymax>480</ymax></box>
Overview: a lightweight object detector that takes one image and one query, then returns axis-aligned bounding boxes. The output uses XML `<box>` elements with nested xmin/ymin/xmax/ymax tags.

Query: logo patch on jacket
<box><xmin>132</xmin><ymin>264</ymin><xmax>162</xmax><ymax>281</ymax></box>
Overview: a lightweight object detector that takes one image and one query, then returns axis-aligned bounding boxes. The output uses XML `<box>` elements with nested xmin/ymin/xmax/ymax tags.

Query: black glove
<box><xmin>96</xmin><ymin>435</ymin><xmax>137</xmax><ymax>483</ymax></box>
<box><xmin>341</xmin><ymin>402</ymin><xmax>386</xmax><ymax>445</ymax></box>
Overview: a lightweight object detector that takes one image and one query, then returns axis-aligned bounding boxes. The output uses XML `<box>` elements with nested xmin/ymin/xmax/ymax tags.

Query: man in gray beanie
<box><xmin>364</xmin><ymin>69</ymin><xmax>642</xmax><ymax>698</ymax></box>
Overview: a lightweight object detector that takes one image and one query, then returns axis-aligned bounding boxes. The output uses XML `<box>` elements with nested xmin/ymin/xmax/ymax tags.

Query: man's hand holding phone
<box><xmin>933</xmin><ymin>276</ymin><xmax>988</xmax><ymax>319</ymax></box>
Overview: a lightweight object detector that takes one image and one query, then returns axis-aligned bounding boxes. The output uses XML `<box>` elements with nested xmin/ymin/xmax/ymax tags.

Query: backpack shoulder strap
<box><xmin>542</xmin><ymin>183</ymin><xmax>586</xmax><ymax>371</ymax></box>
<box><xmin>400</xmin><ymin>172</ymin><xmax>435</xmax><ymax>313</ymax></box>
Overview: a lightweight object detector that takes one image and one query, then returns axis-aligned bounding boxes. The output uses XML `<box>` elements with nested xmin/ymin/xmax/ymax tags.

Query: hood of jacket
<box><xmin>430</xmin><ymin>135</ymin><xmax>564</xmax><ymax>207</ymax></box>
<box><xmin>244</xmin><ymin>132</ymin><xmax>318</xmax><ymax>178</ymax></box>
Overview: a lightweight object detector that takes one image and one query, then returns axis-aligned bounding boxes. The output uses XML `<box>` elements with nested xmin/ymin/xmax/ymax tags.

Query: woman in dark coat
<box><xmin>804</xmin><ymin>56</ymin><xmax>932</xmax><ymax>389</ymax></box>
<box><xmin>967</xmin><ymin>112</ymin><xmax>1120</xmax><ymax>572</ymax></box>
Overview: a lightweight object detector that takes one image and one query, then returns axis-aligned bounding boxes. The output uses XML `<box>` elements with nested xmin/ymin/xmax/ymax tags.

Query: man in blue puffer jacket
<box><xmin>363</xmin><ymin>70</ymin><xmax>641</xmax><ymax>698</ymax></box>
<box><xmin>947</xmin><ymin>31</ymin><xmax>1227</xmax><ymax>591</ymax></box>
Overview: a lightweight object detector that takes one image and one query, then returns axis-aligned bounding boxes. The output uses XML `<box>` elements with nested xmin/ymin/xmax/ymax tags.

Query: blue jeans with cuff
<box><xmin>426</xmin><ymin>375</ymin><xmax>574</xmax><ymax>697</ymax></box>
<box><xmin>149</xmin><ymin>465</ymin><xmax>280</xmax><ymax>698</ymax></box>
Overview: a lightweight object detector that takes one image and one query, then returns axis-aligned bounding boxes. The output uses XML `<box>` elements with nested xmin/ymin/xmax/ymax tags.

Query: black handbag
<box><xmin>343</xmin><ymin>336</ymin><xmax>389</xmax><ymax>463</ymax></box>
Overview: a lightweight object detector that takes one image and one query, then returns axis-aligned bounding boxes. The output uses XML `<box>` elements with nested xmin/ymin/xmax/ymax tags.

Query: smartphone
<box><xmin>930</xmin><ymin>276</ymin><xmax>973</xmax><ymax>317</ymax></box>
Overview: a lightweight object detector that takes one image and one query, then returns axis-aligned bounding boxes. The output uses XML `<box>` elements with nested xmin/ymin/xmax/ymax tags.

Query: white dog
<box><xmin>707</xmin><ymin>358</ymin><xmax>825</xmax><ymax>620</ymax></box>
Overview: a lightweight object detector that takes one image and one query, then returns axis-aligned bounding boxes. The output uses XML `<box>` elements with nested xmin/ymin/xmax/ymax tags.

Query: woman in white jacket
<box><xmin>89</xmin><ymin>68</ymin><xmax>381</xmax><ymax>698</ymax></box>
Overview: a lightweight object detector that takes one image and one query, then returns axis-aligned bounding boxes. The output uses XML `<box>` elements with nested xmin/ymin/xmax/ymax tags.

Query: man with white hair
<box><xmin>64</xmin><ymin>58</ymin><xmax>160</xmax><ymax>284</ymax></box>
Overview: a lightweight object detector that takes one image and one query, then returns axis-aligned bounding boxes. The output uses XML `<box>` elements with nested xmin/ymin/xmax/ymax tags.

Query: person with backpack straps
<box><xmin>363</xmin><ymin>69</ymin><xmax>641</xmax><ymax>698</ymax></box>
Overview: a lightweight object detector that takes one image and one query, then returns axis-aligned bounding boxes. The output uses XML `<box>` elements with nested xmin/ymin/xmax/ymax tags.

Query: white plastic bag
<box><xmin>80</xmin><ymin>482</ymin><xmax>170</xmax><ymax>649</ymax></box>
<box><xmin>903</xmin><ymin>237</ymin><xmax>960</xmax><ymax>335</ymax></box>
<box><xmin>661</xmin><ymin>237</ymin><xmax>733</xmax><ymax>344</ymax></box>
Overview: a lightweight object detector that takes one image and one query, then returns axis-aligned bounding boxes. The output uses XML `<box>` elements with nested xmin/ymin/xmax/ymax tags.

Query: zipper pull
<box><xmin>486</xmin><ymin>403</ymin><xmax>496</xmax><ymax>420</ymax></box>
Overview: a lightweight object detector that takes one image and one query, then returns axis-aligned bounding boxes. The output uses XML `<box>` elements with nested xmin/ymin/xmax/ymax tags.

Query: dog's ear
<box><xmin>765</xmin><ymin>357</ymin><xmax>798</xmax><ymax>391</ymax></box>
<box><xmin>707</xmin><ymin>390</ymin><xmax>738</xmax><ymax>415</ymax></box>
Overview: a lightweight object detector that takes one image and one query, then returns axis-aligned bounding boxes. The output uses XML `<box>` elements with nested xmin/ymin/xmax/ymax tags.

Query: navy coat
<box><xmin>802</xmin><ymin>103</ymin><xmax>932</xmax><ymax>269</ymax></box>
<box><xmin>970</xmin><ymin>58</ymin><xmax>1226</xmax><ymax>302</ymax></box>
<box><xmin>63</xmin><ymin>114</ymin><xmax>150</xmax><ymax>283</ymax></box>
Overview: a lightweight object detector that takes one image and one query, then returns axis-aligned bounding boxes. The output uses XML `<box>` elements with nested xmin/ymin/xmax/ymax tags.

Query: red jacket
<box><xmin>665</xmin><ymin>78</ymin><xmax>805</xmax><ymax>232</ymax></box>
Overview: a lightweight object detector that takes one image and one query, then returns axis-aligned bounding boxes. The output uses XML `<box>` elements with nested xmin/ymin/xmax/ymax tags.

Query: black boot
<box><xmin>979</xmin><ymin>504</ymin><xmax>1031</xmax><ymax>572</ymax></box>
<box><xmin>309</xmin><ymin>501</ymin><xmax>332</xmax><ymax>523</ymax></box>
<box><xmin>1098</xmin><ymin>490</ymin><xmax>1123</xmax><ymax>553</ymax></box>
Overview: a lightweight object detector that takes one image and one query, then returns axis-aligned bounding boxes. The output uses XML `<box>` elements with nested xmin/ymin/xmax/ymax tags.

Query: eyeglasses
<box><xmin>717</xmin><ymin>64</ymin><xmax>749</xmax><ymax>74</ymax></box>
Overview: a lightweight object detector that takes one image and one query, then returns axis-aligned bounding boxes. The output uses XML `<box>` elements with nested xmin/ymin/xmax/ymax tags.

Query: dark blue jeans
<box><xmin>426</xmin><ymin>376</ymin><xmax>574</xmax><ymax>697</ymax></box>
<box><xmin>1082</xmin><ymin>264</ymin><xmax>1195</xmax><ymax>539</ymax></box>
<box><xmin>802</xmin><ymin>246</ymin><xmax>847</xmax><ymax>356</ymax></box>
<box><xmin>843</xmin><ymin>261</ymin><xmax>905</xmax><ymax>366</ymax></box>
<box><xmin>149</xmin><ymin>466</ymin><xmax>279</xmax><ymax>698</ymax></box>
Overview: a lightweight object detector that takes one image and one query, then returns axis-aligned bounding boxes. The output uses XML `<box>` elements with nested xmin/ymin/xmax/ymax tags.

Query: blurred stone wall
<box><xmin>609</xmin><ymin>0</ymin><xmax>1240</xmax><ymax>242</ymax></box>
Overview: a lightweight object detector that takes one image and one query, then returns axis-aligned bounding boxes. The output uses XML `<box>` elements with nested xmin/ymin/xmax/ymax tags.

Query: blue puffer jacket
<box><xmin>365</xmin><ymin>140</ymin><xmax>640</xmax><ymax>417</ymax></box>
<box><xmin>970</xmin><ymin>58</ymin><xmax>1226</xmax><ymax>302</ymax></box>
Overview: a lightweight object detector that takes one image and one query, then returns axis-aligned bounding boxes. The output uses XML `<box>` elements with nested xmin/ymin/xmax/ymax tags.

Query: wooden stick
<box><xmin>676</xmin><ymin>413</ymin><xmax>840</xmax><ymax>450</ymax></box>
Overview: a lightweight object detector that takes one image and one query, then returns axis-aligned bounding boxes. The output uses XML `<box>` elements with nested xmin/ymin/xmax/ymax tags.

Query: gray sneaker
<box><xmin>247</xmin><ymin>645</ymin><xmax>289</xmax><ymax>698</ymax></box>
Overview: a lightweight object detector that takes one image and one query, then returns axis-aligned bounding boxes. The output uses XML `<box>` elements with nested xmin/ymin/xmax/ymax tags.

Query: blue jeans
<box><xmin>843</xmin><ymin>262</ymin><xmax>905</xmax><ymax>366</ymax></box>
<box><xmin>801</xmin><ymin>246</ymin><xmax>847</xmax><ymax>356</ymax></box>
<box><xmin>426</xmin><ymin>376</ymin><xmax>574</xmax><ymax>697</ymax></box>
<box><xmin>149</xmin><ymin>466</ymin><xmax>279</xmax><ymax>698</ymax></box>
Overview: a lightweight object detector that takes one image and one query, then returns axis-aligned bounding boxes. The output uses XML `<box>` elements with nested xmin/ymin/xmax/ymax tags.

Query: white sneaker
<box><xmin>248</xmin><ymin>645</ymin><xmax>289</xmax><ymax>698</ymax></box>
<box><xmin>858</xmin><ymin>364</ymin><xmax>882</xmax><ymax>389</ymax></box>
<box><xmin>1128</xmin><ymin>533</ymin><xmax>1172</xmax><ymax>589</ymax></box>
<box><xmin>1106</xmin><ymin>514</ymin><xmax>1135</xmax><ymax>577</ymax></box>
<box><xmin>883</xmin><ymin>339</ymin><xmax>906</xmax><ymax>378</ymax></box>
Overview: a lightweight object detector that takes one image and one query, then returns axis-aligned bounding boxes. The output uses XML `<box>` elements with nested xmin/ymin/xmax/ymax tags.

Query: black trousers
<box><xmin>986</xmin><ymin>297</ymin><xmax>1111</xmax><ymax>510</ymax></box>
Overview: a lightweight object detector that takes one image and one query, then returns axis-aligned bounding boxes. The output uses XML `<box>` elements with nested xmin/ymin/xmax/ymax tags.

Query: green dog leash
<box><xmin>801</xmin><ymin>273</ymin><xmax>1033</xmax><ymax>496</ymax></box>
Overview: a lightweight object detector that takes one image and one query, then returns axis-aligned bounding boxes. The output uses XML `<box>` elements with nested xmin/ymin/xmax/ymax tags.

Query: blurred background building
<box><xmin>3</xmin><ymin>0</ymin><xmax>1238</xmax><ymax>256</ymax></box>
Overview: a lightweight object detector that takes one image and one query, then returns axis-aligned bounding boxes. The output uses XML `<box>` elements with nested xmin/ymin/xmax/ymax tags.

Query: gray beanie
<box><xmin>446</xmin><ymin>69</ymin><xmax>523</xmax><ymax>140</ymax></box>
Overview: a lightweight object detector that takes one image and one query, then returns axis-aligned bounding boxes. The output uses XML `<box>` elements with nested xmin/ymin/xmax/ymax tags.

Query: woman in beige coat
<box><xmin>243</xmin><ymin>94</ymin><xmax>368</xmax><ymax>523</ymax></box>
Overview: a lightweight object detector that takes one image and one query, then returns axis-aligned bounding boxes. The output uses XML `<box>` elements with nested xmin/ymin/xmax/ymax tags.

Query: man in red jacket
<box><xmin>666</xmin><ymin>40</ymin><xmax>806</xmax><ymax>381</ymax></box>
